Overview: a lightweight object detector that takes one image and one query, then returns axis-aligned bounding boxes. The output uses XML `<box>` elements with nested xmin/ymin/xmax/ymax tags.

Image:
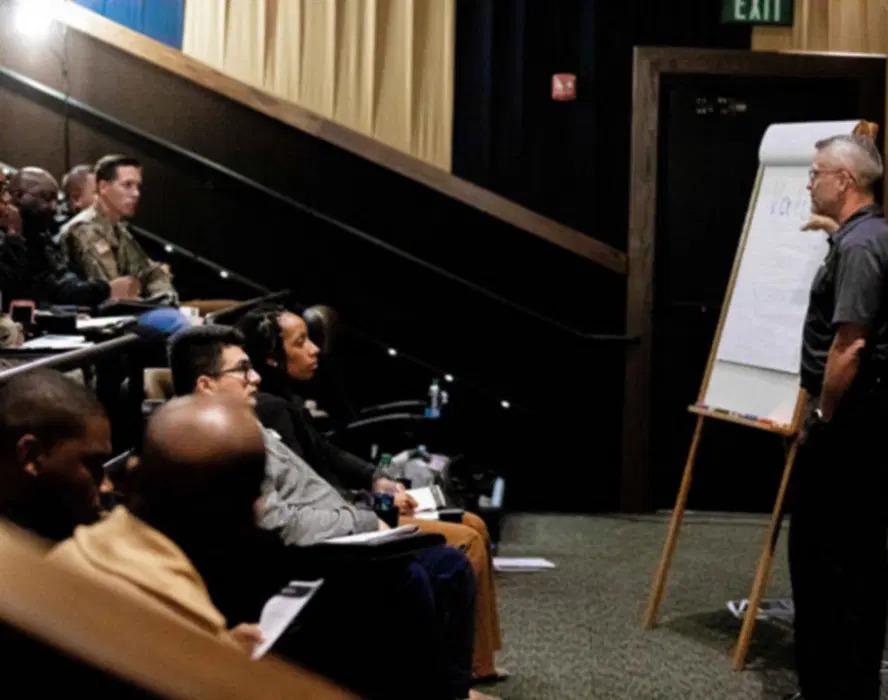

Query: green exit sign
<box><xmin>722</xmin><ymin>0</ymin><xmax>794</xmax><ymax>26</ymax></box>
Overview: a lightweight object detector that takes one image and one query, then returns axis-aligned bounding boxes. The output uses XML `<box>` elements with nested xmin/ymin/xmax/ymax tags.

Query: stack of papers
<box><xmin>324</xmin><ymin>524</ymin><xmax>419</xmax><ymax>545</ymax></box>
<box><xmin>493</xmin><ymin>557</ymin><xmax>556</xmax><ymax>573</ymax></box>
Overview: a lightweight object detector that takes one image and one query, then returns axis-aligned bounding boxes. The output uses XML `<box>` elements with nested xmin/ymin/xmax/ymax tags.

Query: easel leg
<box><xmin>731</xmin><ymin>438</ymin><xmax>799</xmax><ymax>670</ymax></box>
<box><xmin>643</xmin><ymin>415</ymin><xmax>705</xmax><ymax>629</ymax></box>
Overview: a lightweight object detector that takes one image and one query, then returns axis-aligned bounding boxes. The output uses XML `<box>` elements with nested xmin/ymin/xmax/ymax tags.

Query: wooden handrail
<box><xmin>0</xmin><ymin>520</ymin><xmax>355</xmax><ymax>699</ymax></box>
<box><xmin>52</xmin><ymin>2</ymin><xmax>626</xmax><ymax>275</ymax></box>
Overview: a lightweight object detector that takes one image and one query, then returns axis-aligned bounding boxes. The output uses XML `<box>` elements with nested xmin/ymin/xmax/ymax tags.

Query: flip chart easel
<box><xmin>642</xmin><ymin>120</ymin><xmax>863</xmax><ymax>670</ymax></box>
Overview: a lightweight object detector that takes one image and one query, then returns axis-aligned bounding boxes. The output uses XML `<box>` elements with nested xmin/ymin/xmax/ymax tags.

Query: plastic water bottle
<box><xmin>378</xmin><ymin>452</ymin><xmax>402</xmax><ymax>481</ymax></box>
<box><xmin>425</xmin><ymin>378</ymin><xmax>441</xmax><ymax>419</ymax></box>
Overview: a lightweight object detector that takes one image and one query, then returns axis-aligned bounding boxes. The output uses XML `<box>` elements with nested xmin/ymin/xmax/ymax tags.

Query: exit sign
<box><xmin>722</xmin><ymin>0</ymin><xmax>794</xmax><ymax>26</ymax></box>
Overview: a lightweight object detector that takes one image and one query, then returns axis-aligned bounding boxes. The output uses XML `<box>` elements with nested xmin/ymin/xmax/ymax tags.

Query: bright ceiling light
<box><xmin>14</xmin><ymin>0</ymin><xmax>60</xmax><ymax>39</ymax></box>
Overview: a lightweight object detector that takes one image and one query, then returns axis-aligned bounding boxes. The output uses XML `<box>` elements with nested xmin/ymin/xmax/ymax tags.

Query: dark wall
<box><xmin>0</xmin><ymin>4</ymin><xmax>626</xmax><ymax>511</ymax></box>
<box><xmin>453</xmin><ymin>0</ymin><xmax>751</xmax><ymax>244</ymax></box>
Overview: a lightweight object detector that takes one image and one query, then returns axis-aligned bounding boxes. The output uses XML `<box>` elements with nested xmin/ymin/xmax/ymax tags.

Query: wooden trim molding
<box><xmin>622</xmin><ymin>46</ymin><xmax>886</xmax><ymax>512</ymax></box>
<box><xmin>53</xmin><ymin>1</ymin><xmax>626</xmax><ymax>274</ymax></box>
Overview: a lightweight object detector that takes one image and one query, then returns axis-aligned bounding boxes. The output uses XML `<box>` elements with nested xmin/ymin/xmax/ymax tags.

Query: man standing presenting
<box><xmin>61</xmin><ymin>154</ymin><xmax>177</xmax><ymax>303</ymax></box>
<box><xmin>792</xmin><ymin>133</ymin><xmax>888</xmax><ymax>699</ymax></box>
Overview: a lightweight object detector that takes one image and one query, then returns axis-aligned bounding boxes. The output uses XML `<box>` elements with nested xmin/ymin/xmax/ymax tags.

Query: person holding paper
<box><xmin>49</xmin><ymin>395</ymin><xmax>265</xmax><ymax>654</ymax></box>
<box><xmin>168</xmin><ymin>324</ymin><xmax>492</xmax><ymax>700</ymax></box>
<box><xmin>791</xmin><ymin>132</ymin><xmax>888</xmax><ymax>699</ymax></box>
<box><xmin>237</xmin><ymin>305</ymin><xmax>505</xmax><ymax>682</ymax></box>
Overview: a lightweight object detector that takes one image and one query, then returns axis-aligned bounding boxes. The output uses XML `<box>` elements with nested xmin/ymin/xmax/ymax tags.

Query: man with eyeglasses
<box><xmin>167</xmin><ymin>325</ymin><xmax>485</xmax><ymax>700</ymax></box>
<box><xmin>789</xmin><ymin>133</ymin><xmax>888</xmax><ymax>700</ymax></box>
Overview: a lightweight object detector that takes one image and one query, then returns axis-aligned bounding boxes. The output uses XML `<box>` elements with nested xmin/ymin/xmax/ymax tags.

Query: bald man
<box><xmin>49</xmin><ymin>394</ymin><xmax>264</xmax><ymax>653</ymax></box>
<box><xmin>0</xmin><ymin>166</ymin><xmax>139</xmax><ymax>307</ymax></box>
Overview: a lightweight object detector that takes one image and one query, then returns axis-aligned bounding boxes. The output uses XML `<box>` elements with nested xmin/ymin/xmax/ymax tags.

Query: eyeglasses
<box><xmin>808</xmin><ymin>167</ymin><xmax>854</xmax><ymax>183</ymax></box>
<box><xmin>213</xmin><ymin>359</ymin><xmax>255</xmax><ymax>382</ymax></box>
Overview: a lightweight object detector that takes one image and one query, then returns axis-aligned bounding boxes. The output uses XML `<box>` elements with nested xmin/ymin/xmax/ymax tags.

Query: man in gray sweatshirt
<box><xmin>168</xmin><ymin>324</ymin><xmax>382</xmax><ymax>545</ymax></box>
<box><xmin>168</xmin><ymin>324</ymin><xmax>489</xmax><ymax>700</ymax></box>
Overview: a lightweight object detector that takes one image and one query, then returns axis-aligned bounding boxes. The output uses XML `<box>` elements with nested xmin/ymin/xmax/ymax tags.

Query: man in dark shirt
<box><xmin>792</xmin><ymin>133</ymin><xmax>888</xmax><ymax>700</ymax></box>
<box><xmin>1</xmin><ymin>167</ymin><xmax>139</xmax><ymax>306</ymax></box>
<box><xmin>0</xmin><ymin>369</ymin><xmax>110</xmax><ymax>542</ymax></box>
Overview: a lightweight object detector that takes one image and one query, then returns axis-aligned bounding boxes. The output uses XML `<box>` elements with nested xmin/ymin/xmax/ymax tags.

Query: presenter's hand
<box><xmin>377</xmin><ymin>518</ymin><xmax>391</xmax><ymax>531</ymax></box>
<box><xmin>802</xmin><ymin>214</ymin><xmax>839</xmax><ymax>234</ymax></box>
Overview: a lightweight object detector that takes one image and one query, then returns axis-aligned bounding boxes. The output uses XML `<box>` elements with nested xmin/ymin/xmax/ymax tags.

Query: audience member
<box><xmin>168</xmin><ymin>324</ymin><xmax>495</xmax><ymax>700</ymax></box>
<box><xmin>0</xmin><ymin>369</ymin><xmax>110</xmax><ymax>542</ymax></box>
<box><xmin>48</xmin><ymin>395</ymin><xmax>264</xmax><ymax>653</ymax></box>
<box><xmin>61</xmin><ymin>154</ymin><xmax>177</xmax><ymax>303</ymax></box>
<box><xmin>58</xmin><ymin>163</ymin><xmax>96</xmax><ymax>227</ymax></box>
<box><xmin>0</xmin><ymin>314</ymin><xmax>23</xmax><ymax>347</ymax></box>
<box><xmin>0</xmin><ymin>166</ymin><xmax>22</xmax><ymax>236</ymax></box>
<box><xmin>1</xmin><ymin>167</ymin><xmax>136</xmax><ymax>306</ymax></box>
<box><xmin>239</xmin><ymin>305</ymin><xmax>505</xmax><ymax>680</ymax></box>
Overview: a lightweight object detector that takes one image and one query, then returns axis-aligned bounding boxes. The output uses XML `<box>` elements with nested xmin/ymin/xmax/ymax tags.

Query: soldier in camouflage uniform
<box><xmin>61</xmin><ymin>155</ymin><xmax>177</xmax><ymax>303</ymax></box>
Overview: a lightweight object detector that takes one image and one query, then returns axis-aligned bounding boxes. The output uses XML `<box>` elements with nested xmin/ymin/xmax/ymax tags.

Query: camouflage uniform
<box><xmin>61</xmin><ymin>204</ymin><xmax>176</xmax><ymax>299</ymax></box>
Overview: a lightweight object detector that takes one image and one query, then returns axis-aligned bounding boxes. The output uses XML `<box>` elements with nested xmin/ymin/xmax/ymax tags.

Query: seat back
<box><xmin>302</xmin><ymin>304</ymin><xmax>340</xmax><ymax>355</ymax></box>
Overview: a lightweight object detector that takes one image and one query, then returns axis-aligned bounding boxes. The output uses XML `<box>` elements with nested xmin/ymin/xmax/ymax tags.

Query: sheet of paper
<box><xmin>716</xmin><ymin>167</ymin><xmax>829</xmax><ymax>373</ymax></box>
<box><xmin>76</xmin><ymin>315</ymin><xmax>137</xmax><ymax>330</ymax></box>
<box><xmin>253</xmin><ymin>579</ymin><xmax>323</xmax><ymax>659</ymax></box>
<box><xmin>406</xmin><ymin>485</ymin><xmax>445</xmax><ymax>512</ymax></box>
<box><xmin>413</xmin><ymin>511</ymin><xmax>440</xmax><ymax>521</ymax></box>
<box><xmin>324</xmin><ymin>524</ymin><xmax>419</xmax><ymax>545</ymax></box>
<box><xmin>20</xmin><ymin>335</ymin><xmax>91</xmax><ymax>349</ymax></box>
<box><xmin>493</xmin><ymin>557</ymin><xmax>556</xmax><ymax>572</ymax></box>
<box><xmin>407</xmin><ymin>487</ymin><xmax>438</xmax><ymax>512</ymax></box>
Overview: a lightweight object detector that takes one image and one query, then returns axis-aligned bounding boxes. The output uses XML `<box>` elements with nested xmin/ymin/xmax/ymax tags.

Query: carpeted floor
<box><xmin>474</xmin><ymin>512</ymin><xmax>888</xmax><ymax>700</ymax></box>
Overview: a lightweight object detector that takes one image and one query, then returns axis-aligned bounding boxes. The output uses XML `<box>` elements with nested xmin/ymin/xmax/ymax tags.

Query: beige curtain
<box><xmin>752</xmin><ymin>0</ymin><xmax>888</xmax><ymax>52</ymax></box>
<box><xmin>182</xmin><ymin>0</ymin><xmax>226</xmax><ymax>70</ymax></box>
<box><xmin>183</xmin><ymin>0</ymin><xmax>454</xmax><ymax>170</ymax></box>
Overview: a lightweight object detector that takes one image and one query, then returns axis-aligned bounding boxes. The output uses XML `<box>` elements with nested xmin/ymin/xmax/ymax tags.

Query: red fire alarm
<box><xmin>552</xmin><ymin>73</ymin><xmax>577</xmax><ymax>101</ymax></box>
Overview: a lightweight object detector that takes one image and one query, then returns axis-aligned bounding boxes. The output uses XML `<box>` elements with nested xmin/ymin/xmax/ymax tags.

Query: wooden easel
<box><xmin>641</xmin><ymin>164</ymin><xmax>808</xmax><ymax>670</ymax></box>
<box><xmin>642</xmin><ymin>398</ymin><xmax>805</xmax><ymax>669</ymax></box>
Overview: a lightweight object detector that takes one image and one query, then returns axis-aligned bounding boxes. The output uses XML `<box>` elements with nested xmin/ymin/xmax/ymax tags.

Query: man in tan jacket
<box><xmin>49</xmin><ymin>395</ymin><xmax>264</xmax><ymax>653</ymax></box>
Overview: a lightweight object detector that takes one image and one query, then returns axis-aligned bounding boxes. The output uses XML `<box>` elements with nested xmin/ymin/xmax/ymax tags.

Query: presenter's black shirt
<box><xmin>800</xmin><ymin>204</ymin><xmax>888</xmax><ymax>396</ymax></box>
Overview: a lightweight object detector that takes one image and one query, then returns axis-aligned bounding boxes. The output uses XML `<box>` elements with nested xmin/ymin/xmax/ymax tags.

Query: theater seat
<box><xmin>301</xmin><ymin>304</ymin><xmax>444</xmax><ymax>453</ymax></box>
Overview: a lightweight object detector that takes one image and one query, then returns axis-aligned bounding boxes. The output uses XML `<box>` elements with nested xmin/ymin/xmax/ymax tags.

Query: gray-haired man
<box><xmin>792</xmin><ymin>133</ymin><xmax>888</xmax><ymax>699</ymax></box>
